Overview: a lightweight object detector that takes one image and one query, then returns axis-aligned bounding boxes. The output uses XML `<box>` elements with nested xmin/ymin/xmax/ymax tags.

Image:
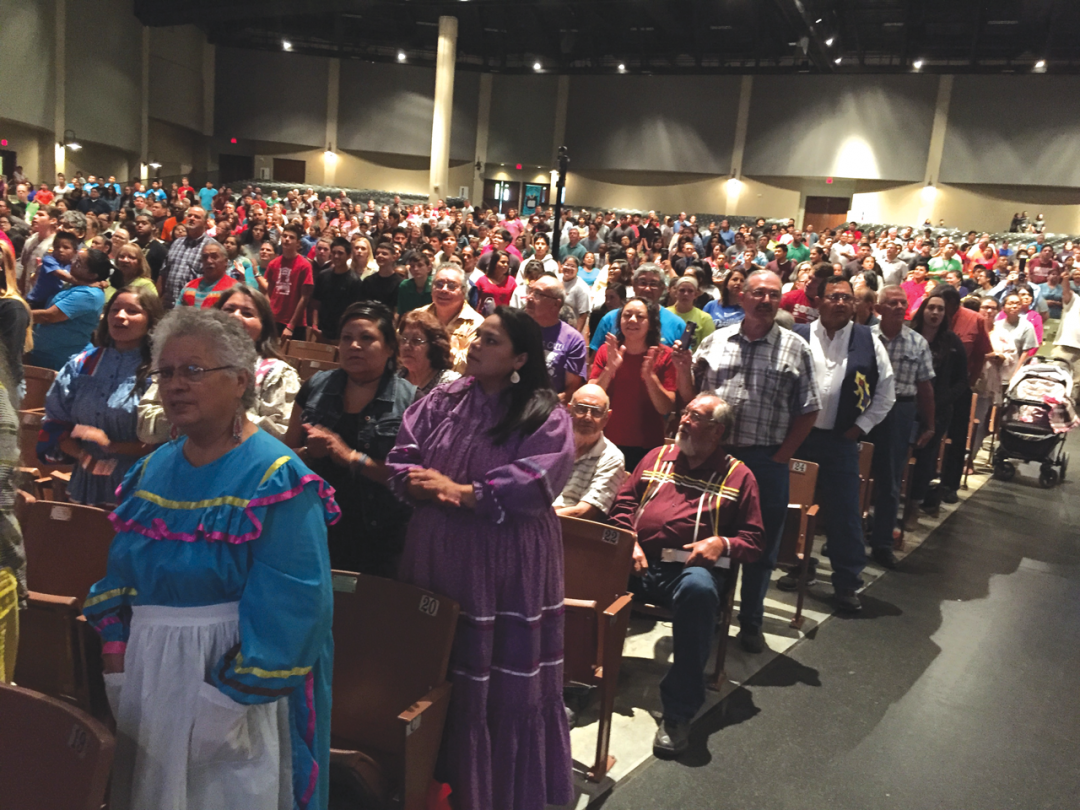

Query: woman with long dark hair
<box><xmin>704</xmin><ymin>266</ymin><xmax>747</xmax><ymax>327</ymax></box>
<box><xmin>39</xmin><ymin>286</ymin><xmax>163</xmax><ymax>507</ymax></box>
<box><xmin>589</xmin><ymin>296</ymin><xmax>677</xmax><ymax>470</ymax></box>
<box><xmin>386</xmin><ymin>306</ymin><xmax>575</xmax><ymax>810</ymax></box>
<box><xmin>907</xmin><ymin>288</ymin><xmax>968</xmax><ymax>520</ymax></box>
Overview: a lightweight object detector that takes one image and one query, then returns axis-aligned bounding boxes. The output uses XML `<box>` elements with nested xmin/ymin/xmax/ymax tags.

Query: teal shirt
<box><xmin>397</xmin><ymin>274</ymin><xmax>434</xmax><ymax>315</ymax></box>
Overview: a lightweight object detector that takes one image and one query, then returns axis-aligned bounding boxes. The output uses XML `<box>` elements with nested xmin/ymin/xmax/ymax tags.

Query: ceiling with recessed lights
<box><xmin>134</xmin><ymin>0</ymin><xmax>1078</xmax><ymax>75</ymax></box>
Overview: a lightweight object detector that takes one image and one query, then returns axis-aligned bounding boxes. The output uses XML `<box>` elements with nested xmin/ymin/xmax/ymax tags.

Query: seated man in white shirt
<box><xmin>554</xmin><ymin>384</ymin><xmax>627</xmax><ymax>520</ymax></box>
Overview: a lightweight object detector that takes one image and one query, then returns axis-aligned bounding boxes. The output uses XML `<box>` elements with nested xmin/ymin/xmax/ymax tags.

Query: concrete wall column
<box><xmin>473</xmin><ymin>72</ymin><xmax>493</xmax><ymax>205</ymax></box>
<box><xmin>324</xmin><ymin>58</ymin><xmax>340</xmax><ymax>186</ymax></box>
<box><xmin>202</xmin><ymin>40</ymin><xmax>215</xmax><ymax>175</ymax></box>
<box><xmin>429</xmin><ymin>15</ymin><xmax>458</xmax><ymax>203</ymax></box>
<box><xmin>52</xmin><ymin>0</ymin><xmax>66</xmax><ymax>181</ymax></box>
<box><xmin>726</xmin><ymin>75</ymin><xmax>753</xmax><ymax>215</ymax></box>
<box><xmin>918</xmin><ymin>74</ymin><xmax>953</xmax><ymax>225</ymax></box>
<box><xmin>552</xmin><ymin>75</ymin><xmax>570</xmax><ymax>165</ymax></box>
<box><xmin>140</xmin><ymin>26</ymin><xmax>150</xmax><ymax>181</ymax></box>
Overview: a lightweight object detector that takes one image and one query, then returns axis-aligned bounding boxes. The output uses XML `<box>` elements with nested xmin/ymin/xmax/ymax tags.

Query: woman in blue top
<box><xmin>39</xmin><ymin>287</ymin><xmax>162</xmax><ymax>507</ymax></box>
<box><xmin>578</xmin><ymin>251</ymin><xmax>601</xmax><ymax>286</ymax></box>
<box><xmin>703</xmin><ymin>266</ymin><xmax>747</xmax><ymax>327</ymax></box>
<box><xmin>84</xmin><ymin>307</ymin><xmax>337</xmax><ymax>810</ymax></box>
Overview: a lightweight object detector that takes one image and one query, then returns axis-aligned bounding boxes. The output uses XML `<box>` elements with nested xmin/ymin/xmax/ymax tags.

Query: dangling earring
<box><xmin>510</xmin><ymin>370</ymin><xmax>521</xmax><ymax>384</ymax></box>
<box><xmin>232</xmin><ymin>411</ymin><xmax>244</xmax><ymax>442</ymax></box>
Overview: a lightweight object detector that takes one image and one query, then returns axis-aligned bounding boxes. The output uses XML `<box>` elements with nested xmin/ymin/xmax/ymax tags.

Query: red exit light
<box><xmin>515</xmin><ymin>164</ymin><xmax>522</xmax><ymax>170</ymax></box>
<box><xmin>230</xmin><ymin>137</ymin><xmax>237</xmax><ymax>144</ymax></box>
<box><xmin>825</xmin><ymin>177</ymin><xmax>833</xmax><ymax>184</ymax></box>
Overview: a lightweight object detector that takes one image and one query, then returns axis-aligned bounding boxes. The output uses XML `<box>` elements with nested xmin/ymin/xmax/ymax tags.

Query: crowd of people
<box><xmin>2</xmin><ymin>167</ymin><xmax>1079</xmax><ymax>808</ymax></box>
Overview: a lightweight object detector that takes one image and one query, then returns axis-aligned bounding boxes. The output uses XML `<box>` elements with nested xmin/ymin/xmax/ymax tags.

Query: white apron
<box><xmin>103</xmin><ymin>603</ymin><xmax>292</xmax><ymax>810</ymax></box>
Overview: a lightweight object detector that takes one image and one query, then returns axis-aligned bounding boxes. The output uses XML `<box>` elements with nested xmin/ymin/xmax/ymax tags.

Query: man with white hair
<box><xmin>609</xmin><ymin>393</ymin><xmax>764</xmax><ymax>756</ymax></box>
<box><xmin>554</xmin><ymin>384</ymin><xmax>627</xmax><ymax>520</ymax></box>
<box><xmin>418</xmin><ymin>263</ymin><xmax>485</xmax><ymax>373</ymax></box>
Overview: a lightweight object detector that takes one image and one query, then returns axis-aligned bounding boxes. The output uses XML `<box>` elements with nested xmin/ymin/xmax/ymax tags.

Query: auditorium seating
<box><xmin>298</xmin><ymin>357</ymin><xmax>340</xmax><ymax>381</ymax></box>
<box><xmin>21</xmin><ymin>365</ymin><xmax>56</xmax><ymax>411</ymax></box>
<box><xmin>14</xmin><ymin>500</ymin><xmax>114</xmax><ymax>717</ymax></box>
<box><xmin>328</xmin><ymin>571</ymin><xmax>459</xmax><ymax>810</ymax></box>
<box><xmin>776</xmin><ymin>458</ymin><xmax>821</xmax><ymax>630</ymax></box>
<box><xmin>285</xmin><ymin>339</ymin><xmax>338</xmax><ymax>363</ymax></box>
<box><xmin>560</xmin><ymin>515</ymin><xmax>636</xmax><ymax>782</ymax></box>
<box><xmin>0</xmin><ymin>682</ymin><xmax>115</xmax><ymax>810</ymax></box>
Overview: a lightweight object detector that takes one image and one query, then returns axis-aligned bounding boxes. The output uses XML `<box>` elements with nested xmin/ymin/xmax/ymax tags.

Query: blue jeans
<box><xmin>795</xmin><ymin>430</ymin><xmax>865</xmax><ymax>593</ymax></box>
<box><xmin>728</xmin><ymin>445</ymin><xmax>790</xmax><ymax>633</ymax></box>
<box><xmin>866</xmin><ymin>400</ymin><xmax>917</xmax><ymax>550</ymax></box>
<box><xmin>630</xmin><ymin>563</ymin><xmax>728</xmax><ymax>722</ymax></box>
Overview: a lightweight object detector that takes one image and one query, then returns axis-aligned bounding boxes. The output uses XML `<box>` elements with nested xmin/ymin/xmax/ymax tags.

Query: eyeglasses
<box><xmin>400</xmin><ymin>336</ymin><xmax>428</xmax><ymax>348</ymax></box>
<box><xmin>148</xmin><ymin>365</ymin><xmax>234</xmax><ymax>385</ymax></box>
<box><xmin>432</xmin><ymin>280</ymin><xmax>461</xmax><ymax>291</ymax></box>
<box><xmin>747</xmin><ymin>289</ymin><xmax>782</xmax><ymax>301</ymax></box>
<box><xmin>525</xmin><ymin>287</ymin><xmax>562</xmax><ymax>302</ymax></box>
<box><xmin>681</xmin><ymin>409</ymin><xmax>714</xmax><ymax>426</ymax></box>
<box><xmin>570</xmin><ymin>403</ymin><xmax>607</xmax><ymax>418</ymax></box>
<box><xmin>824</xmin><ymin>293</ymin><xmax>854</xmax><ymax>304</ymax></box>
<box><xmin>636</xmin><ymin>280</ymin><xmax>662</xmax><ymax>289</ymax></box>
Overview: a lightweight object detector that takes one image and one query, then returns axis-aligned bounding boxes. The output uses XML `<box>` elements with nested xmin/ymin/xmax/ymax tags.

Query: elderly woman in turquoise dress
<box><xmin>39</xmin><ymin>287</ymin><xmax>163</xmax><ymax>507</ymax></box>
<box><xmin>83</xmin><ymin>307</ymin><xmax>337</xmax><ymax>810</ymax></box>
<box><xmin>386</xmin><ymin>306</ymin><xmax>575</xmax><ymax>810</ymax></box>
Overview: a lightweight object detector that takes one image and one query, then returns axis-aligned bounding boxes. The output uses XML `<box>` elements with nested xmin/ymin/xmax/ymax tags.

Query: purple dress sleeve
<box><xmin>472</xmin><ymin>406</ymin><xmax>575</xmax><ymax>525</ymax></box>
<box><xmin>385</xmin><ymin>390</ymin><xmax>447</xmax><ymax>500</ymax></box>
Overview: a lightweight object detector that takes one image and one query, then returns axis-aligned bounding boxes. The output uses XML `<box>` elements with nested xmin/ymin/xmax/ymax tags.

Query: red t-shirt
<box><xmin>475</xmin><ymin>274</ymin><xmax>516</xmax><ymax>308</ymax></box>
<box><xmin>266</xmin><ymin>254</ymin><xmax>314</xmax><ymax>326</ymax></box>
<box><xmin>781</xmin><ymin>289</ymin><xmax>819</xmax><ymax>323</ymax></box>
<box><xmin>589</xmin><ymin>344</ymin><xmax>676</xmax><ymax>449</ymax></box>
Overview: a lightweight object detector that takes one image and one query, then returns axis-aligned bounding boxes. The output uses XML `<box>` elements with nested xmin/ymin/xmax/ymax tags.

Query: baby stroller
<box><xmin>993</xmin><ymin>359</ymin><xmax>1078</xmax><ymax>488</ymax></box>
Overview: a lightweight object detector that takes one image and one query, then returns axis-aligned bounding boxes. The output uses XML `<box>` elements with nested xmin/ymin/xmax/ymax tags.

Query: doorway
<box><xmin>804</xmin><ymin>196</ymin><xmax>851</xmax><ymax>235</ymax></box>
<box><xmin>0</xmin><ymin>150</ymin><xmax>16</xmax><ymax>181</ymax></box>
<box><xmin>272</xmin><ymin>158</ymin><xmax>306</xmax><ymax>184</ymax></box>
<box><xmin>482</xmin><ymin>179</ymin><xmax>520</xmax><ymax>215</ymax></box>
<box><xmin>218</xmin><ymin>153</ymin><xmax>255</xmax><ymax>185</ymax></box>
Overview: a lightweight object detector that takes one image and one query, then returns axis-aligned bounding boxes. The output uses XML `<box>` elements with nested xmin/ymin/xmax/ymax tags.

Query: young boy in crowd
<box><xmin>26</xmin><ymin>230</ymin><xmax>79</xmax><ymax>308</ymax></box>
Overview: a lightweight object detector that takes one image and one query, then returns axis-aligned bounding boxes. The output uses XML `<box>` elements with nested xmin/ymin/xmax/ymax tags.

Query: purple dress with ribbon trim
<box><xmin>386</xmin><ymin>376</ymin><xmax>575</xmax><ymax>810</ymax></box>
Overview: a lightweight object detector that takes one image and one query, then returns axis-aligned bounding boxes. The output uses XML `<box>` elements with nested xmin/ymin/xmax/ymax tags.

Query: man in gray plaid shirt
<box><xmin>159</xmin><ymin>206</ymin><xmax>211</xmax><ymax>309</ymax></box>
<box><xmin>675</xmin><ymin>268</ymin><xmax>820</xmax><ymax>654</ymax></box>
<box><xmin>866</xmin><ymin>286</ymin><xmax>936</xmax><ymax>567</ymax></box>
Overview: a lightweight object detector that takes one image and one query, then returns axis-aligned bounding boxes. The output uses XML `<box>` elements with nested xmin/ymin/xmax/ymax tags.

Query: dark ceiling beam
<box><xmin>768</xmin><ymin>0</ymin><xmax>834</xmax><ymax>73</ymax></box>
<box><xmin>134</xmin><ymin>0</ymin><xmax>369</xmax><ymax>26</ymax></box>
<box><xmin>968</xmin><ymin>2</ymin><xmax>984</xmax><ymax>66</ymax></box>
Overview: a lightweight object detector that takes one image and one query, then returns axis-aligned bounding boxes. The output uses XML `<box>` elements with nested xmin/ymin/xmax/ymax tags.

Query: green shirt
<box><xmin>928</xmin><ymin>255</ymin><xmax>961</xmax><ymax>281</ymax></box>
<box><xmin>787</xmin><ymin>243</ymin><xmax>810</xmax><ymax>264</ymax></box>
<box><xmin>666</xmin><ymin>305</ymin><xmax>716</xmax><ymax>351</ymax></box>
<box><xmin>397</xmin><ymin>273</ymin><xmax>434</xmax><ymax>315</ymax></box>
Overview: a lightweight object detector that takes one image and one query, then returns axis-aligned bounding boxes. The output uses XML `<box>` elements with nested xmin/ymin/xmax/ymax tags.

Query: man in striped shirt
<box><xmin>609</xmin><ymin>393</ymin><xmax>764</xmax><ymax>756</ymax></box>
<box><xmin>553</xmin><ymin>385</ymin><xmax>626</xmax><ymax>520</ymax></box>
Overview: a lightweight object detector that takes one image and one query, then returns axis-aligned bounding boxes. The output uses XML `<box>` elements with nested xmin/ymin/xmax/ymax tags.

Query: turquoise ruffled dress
<box><xmin>84</xmin><ymin>429</ymin><xmax>338</xmax><ymax>809</ymax></box>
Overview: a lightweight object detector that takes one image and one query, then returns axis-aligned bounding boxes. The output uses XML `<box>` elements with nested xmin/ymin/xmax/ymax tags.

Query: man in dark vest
<box><xmin>791</xmin><ymin>276</ymin><xmax>896</xmax><ymax>612</ymax></box>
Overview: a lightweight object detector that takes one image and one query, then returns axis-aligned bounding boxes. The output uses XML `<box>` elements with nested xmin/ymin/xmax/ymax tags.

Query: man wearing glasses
<box><xmin>791</xmin><ymin>276</ymin><xmax>895</xmax><ymax>612</ymax></box>
<box><xmin>523</xmin><ymin>274</ymin><xmax>586</xmax><ymax>400</ymax></box>
<box><xmin>608</xmin><ymin>394</ymin><xmax>764</xmax><ymax>755</ymax></box>
<box><xmin>417</xmin><ymin>264</ymin><xmax>484</xmax><ymax>373</ymax></box>
<box><xmin>553</xmin><ymin>385</ymin><xmax>626</xmax><ymax>521</ymax></box>
<box><xmin>673</xmin><ymin>269</ymin><xmax>819</xmax><ymax>653</ymax></box>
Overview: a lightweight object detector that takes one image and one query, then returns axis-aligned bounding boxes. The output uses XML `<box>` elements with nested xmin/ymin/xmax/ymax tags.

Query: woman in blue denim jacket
<box><xmin>285</xmin><ymin>301</ymin><xmax>415</xmax><ymax>577</ymax></box>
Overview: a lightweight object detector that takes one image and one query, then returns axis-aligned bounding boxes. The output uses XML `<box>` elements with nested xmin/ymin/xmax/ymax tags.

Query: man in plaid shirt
<box><xmin>866</xmin><ymin>286</ymin><xmax>936</xmax><ymax>567</ymax></box>
<box><xmin>159</xmin><ymin>206</ymin><xmax>211</xmax><ymax>309</ymax></box>
<box><xmin>674</xmin><ymin>268</ymin><xmax>820</xmax><ymax>654</ymax></box>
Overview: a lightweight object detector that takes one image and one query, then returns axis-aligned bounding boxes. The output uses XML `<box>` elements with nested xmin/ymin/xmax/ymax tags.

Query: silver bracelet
<box><xmin>351</xmin><ymin>451</ymin><xmax>370</xmax><ymax>471</ymax></box>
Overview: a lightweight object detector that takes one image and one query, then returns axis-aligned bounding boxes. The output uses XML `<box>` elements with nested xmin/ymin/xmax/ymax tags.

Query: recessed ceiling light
<box><xmin>913</xmin><ymin>59</ymin><xmax>924</xmax><ymax>69</ymax></box>
<box><xmin>834</xmin><ymin>57</ymin><xmax>842</xmax><ymax>64</ymax></box>
<box><xmin>1035</xmin><ymin>60</ymin><xmax>1046</xmax><ymax>68</ymax></box>
<box><xmin>282</xmin><ymin>40</ymin><xmax>292</xmax><ymax>51</ymax></box>
<box><xmin>815</xmin><ymin>18</ymin><xmax>822</xmax><ymax>24</ymax></box>
<box><xmin>397</xmin><ymin>51</ymin><xmax>406</xmax><ymax>61</ymax></box>
<box><xmin>533</xmin><ymin>61</ymin><xmax>542</xmax><ymax>71</ymax></box>
<box><xmin>825</xmin><ymin>37</ymin><xmax>835</xmax><ymax>46</ymax></box>
<box><xmin>618</xmin><ymin>63</ymin><xmax>626</xmax><ymax>72</ymax></box>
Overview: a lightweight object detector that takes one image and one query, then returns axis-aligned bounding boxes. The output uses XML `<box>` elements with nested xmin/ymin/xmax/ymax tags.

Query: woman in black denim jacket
<box><xmin>285</xmin><ymin>302</ymin><xmax>416</xmax><ymax>577</ymax></box>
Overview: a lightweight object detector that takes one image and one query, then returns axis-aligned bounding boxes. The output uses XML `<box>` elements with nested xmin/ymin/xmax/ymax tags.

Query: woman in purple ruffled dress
<box><xmin>386</xmin><ymin>306</ymin><xmax>575</xmax><ymax>810</ymax></box>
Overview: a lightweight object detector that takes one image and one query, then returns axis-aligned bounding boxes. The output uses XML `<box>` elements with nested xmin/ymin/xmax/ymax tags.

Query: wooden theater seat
<box><xmin>776</xmin><ymin>458</ymin><xmax>821</xmax><ymax>630</ymax></box>
<box><xmin>286</xmin><ymin>339</ymin><xmax>338</xmax><ymax>363</ymax></box>
<box><xmin>0</xmin><ymin>682</ymin><xmax>115</xmax><ymax>810</ymax></box>
<box><xmin>329</xmin><ymin>571</ymin><xmax>459</xmax><ymax>810</ymax></box>
<box><xmin>21</xmin><ymin>365</ymin><xmax>57</xmax><ymax>411</ymax></box>
<box><xmin>14</xmin><ymin>500</ymin><xmax>115</xmax><ymax>717</ymax></box>
<box><xmin>560</xmin><ymin>516</ymin><xmax>636</xmax><ymax>782</ymax></box>
<box><xmin>298</xmin><ymin>357</ymin><xmax>340</xmax><ymax>381</ymax></box>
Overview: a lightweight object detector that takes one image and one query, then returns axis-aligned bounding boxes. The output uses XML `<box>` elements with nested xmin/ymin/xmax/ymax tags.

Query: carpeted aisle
<box><xmin>602</xmin><ymin>433</ymin><xmax>1080</xmax><ymax>810</ymax></box>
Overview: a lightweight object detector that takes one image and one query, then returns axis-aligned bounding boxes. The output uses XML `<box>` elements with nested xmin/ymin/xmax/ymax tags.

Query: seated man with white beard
<box><xmin>554</xmin><ymin>384</ymin><xmax>627</xmax><ymax>520</ymax></box>
<box><xmin>608</xmin><ymin>393</ymin><xmax>765</xmax><ymax>757</ymax></box>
